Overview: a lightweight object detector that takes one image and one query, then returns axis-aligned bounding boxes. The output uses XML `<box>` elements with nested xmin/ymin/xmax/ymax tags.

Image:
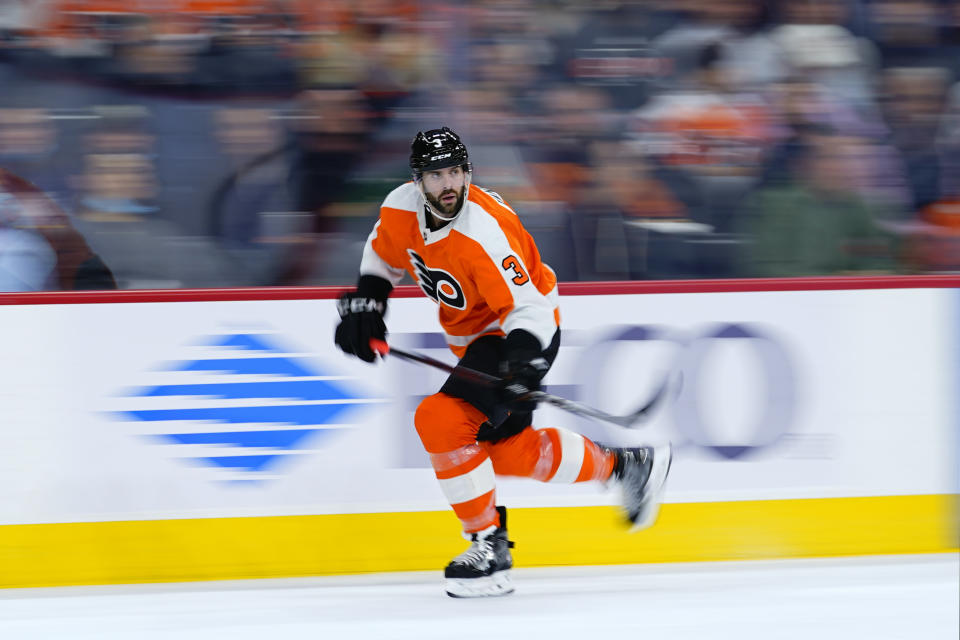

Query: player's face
<box><xmin>421</xmin><ymin>166</ymin><xmax>467</xmax><ymax>215</ymax></box>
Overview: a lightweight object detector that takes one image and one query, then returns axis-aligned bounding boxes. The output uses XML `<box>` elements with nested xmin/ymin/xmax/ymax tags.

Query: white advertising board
<box><xmin>0</xmin><ymin>288</ymin><xmax>955</xmax><ymax>525</ymax></box>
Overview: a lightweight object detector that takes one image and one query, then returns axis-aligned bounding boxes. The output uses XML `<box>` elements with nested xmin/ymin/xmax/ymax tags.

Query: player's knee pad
<box><xmin>414</xmin><ymin>392</ymin><xmax>488</xmax><ymax>453</ymax></box>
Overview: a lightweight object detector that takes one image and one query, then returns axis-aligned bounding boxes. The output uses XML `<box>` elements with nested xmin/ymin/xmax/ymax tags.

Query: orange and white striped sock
<box><xmin>485</xmin><ymin>426</ymin><xmax>615</xmax><ymax>484</ymax></box>
<box><xmin>428</xmin><ymin>443</ymin><xmax>499</xmax><ymax>533</ymax></box>
<box><xmin>532</xmin><ymin>427</ymin><xmax>616</xmax><ymax>483</ymax></box>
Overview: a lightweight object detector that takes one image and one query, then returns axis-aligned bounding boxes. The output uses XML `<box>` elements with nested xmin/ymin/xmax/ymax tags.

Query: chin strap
<box><xmin>417</xmin><ymin>173</ymin><xmax>472</xmax><ymax>222</ymax></box>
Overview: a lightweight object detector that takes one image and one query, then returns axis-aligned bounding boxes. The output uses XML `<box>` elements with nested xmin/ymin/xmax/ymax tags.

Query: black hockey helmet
<box><xmin>409</xmin><ymin>126</ymin><xmax>471</xmax><ymax>175</ymax></box>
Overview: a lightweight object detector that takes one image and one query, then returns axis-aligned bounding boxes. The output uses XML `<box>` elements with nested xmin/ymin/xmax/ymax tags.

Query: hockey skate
<box><xmin>444</xmin><ymin>505</ymin><xmax>515</xmax><ymax>598</ymax></box>
<box><xmin>611</xmin><ymin>443</ymin><xmax>672</xmax><ymax>532</ymax></box>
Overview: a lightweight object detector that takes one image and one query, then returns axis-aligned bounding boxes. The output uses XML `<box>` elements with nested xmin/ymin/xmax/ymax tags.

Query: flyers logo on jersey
<box><xmin>408</xmin><ymin>250</ymin><xmax>466</xmax><ymax>309</ymax></box>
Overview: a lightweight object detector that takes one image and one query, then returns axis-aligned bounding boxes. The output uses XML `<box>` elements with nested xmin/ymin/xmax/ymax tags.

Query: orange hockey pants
<box><xmin>415</xmin><ymin>391</ymin><xmax>616</xmax><ymax>533</ymax></box>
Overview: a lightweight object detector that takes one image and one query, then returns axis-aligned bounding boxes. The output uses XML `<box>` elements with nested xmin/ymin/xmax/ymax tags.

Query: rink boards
<box><xmin>0</xmin><ymin>277</ymin><xmax>957</xmax><ymax>587</ymax></box>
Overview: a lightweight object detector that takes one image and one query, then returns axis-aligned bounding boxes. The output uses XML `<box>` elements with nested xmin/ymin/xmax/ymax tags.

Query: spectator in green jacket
<box><xmin>740</xmin><ymin>129</ymin><xmax>901</xmax><ymax>276</ymax></box>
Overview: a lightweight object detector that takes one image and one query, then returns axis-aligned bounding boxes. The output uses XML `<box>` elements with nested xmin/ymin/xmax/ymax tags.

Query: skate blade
<box><xmin>445</xmin><ymin>570</ymin><xmax>514</xmax><ymax>598</ymax></box>
<box><xmin>629</xmin><ymin>442</ymin><xmax>673</xmax><ymax>533</ymax></box>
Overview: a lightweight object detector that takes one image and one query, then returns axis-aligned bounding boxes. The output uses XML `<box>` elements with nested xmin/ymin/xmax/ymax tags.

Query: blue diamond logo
<box><xmin>113</xmin><ymin>333</ymin><xmax>378</xmax><ymax>483</ymax></box>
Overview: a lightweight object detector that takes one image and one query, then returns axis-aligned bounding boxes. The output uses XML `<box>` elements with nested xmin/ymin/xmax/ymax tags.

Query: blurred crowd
<box><xmin>1</xmin><ymin>0</ymin><xmax>959</xmax><ymax>290</ymax></box>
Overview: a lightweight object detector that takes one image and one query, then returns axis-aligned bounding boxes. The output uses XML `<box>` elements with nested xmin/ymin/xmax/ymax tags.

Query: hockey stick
<box><xmin>369</xmin><ymin>339</ymin><xmax>674</xmax><ymax>429</ymax></box>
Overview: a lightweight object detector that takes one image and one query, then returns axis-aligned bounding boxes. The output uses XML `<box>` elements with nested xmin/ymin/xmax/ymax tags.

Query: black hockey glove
<box><xmin>335</xmin><ymin>292</ymin><xmax>387</xmax><ymax>363</ymax></box>
<box><xmin>335</xmin><ymin>275</ymin><xmax>393</xmax><ymax>362</ymax></box>
<box><xmin>499</xmin><ymin>330</ymin><xmax>550</xmax><ymax>413</ymax></box>
<box><xmin>334</xmin><ymin>276</ymin><xmax>393</xmax><ymax>362</ymax></box>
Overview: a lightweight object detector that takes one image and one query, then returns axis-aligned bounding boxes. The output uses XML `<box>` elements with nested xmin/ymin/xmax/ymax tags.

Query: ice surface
<box><xmin>1</xmin><ymin>554</ymin><xmax>957</xmax><ymax>640</ymax></box>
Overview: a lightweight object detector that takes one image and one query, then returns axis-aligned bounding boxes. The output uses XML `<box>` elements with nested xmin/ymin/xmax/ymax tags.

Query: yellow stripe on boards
<box><xmin>511</xmin><ymin>494</ymin><xmax>957</xmax><ymax>567</ymax></box>
<box><xmin>1</xmin><ymin>494</ymin><xmax>956</xmax><ymax>589</ymax></box>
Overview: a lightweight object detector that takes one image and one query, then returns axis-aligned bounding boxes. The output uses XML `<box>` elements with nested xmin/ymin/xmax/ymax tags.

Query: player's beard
<box><xmin>426</xmin><ymin>185</ymin><xmax>465</xmax><ymax>217</ymax></box>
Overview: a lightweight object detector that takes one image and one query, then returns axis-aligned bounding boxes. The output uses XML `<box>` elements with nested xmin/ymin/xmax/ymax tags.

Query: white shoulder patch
<box><xmin>477</xmin><ymin>187</ymin><xmax>516</xmax><ymax>215</ymax></box>
<box><xmin>382</xmin><ymin>182</ymin><xmax>420</xmax><ymax>212</ymax></box>
<box><xmin>480</xmin><ymin>187</ymin><xmax>504</xmax><ymax>204</ymax></box>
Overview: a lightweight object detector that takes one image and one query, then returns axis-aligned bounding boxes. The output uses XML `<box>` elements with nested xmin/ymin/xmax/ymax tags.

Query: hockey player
<box><xmin>334</xmin><ymin>126</ymin><xmax>671</xmax><ymax>598</ymax></box>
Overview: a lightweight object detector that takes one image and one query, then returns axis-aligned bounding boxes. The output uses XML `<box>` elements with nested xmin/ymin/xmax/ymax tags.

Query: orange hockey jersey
<box><xmin>360</xmin><ymin>182</ymin><xmax>559</xmax><ymax>357</ymax></box>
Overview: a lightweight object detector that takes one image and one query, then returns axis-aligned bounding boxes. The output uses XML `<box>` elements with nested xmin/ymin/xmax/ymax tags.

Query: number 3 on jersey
<box><xmin>502</xmin><ymin>255</ymin><xmax>529</xmax><ymax>285</ymax></box>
